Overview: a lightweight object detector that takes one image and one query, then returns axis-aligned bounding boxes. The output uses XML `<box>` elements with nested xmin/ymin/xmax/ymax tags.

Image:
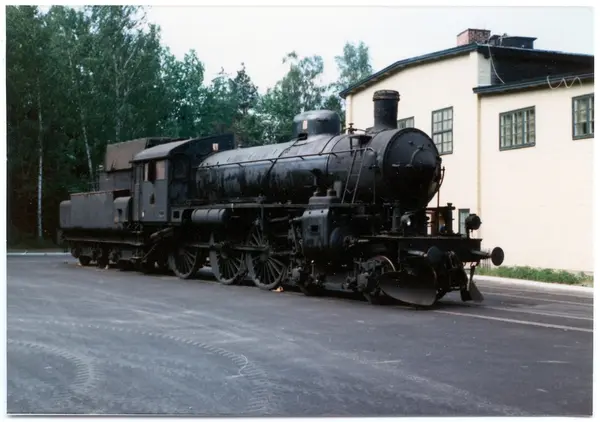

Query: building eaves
<box><xmin>338</xmin><ymin>43</ymin><xmax>479</xmax><ymax>99</ymax></box>
<box><xmin>473</xmin><ymin>72</ymin><xmax>594</xmax><ymax>96</ymax></box>
<box><xmin>339</xmin><ymin>44</ymin><xmax>594</xmax><ymax>99</ymax></box>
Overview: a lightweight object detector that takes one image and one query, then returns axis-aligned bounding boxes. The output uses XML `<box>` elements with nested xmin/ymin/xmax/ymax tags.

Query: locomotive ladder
<box><xmin>341</xmin><ymin>147</ymin><xmax>370</xmax><ymax>204</ymax></box>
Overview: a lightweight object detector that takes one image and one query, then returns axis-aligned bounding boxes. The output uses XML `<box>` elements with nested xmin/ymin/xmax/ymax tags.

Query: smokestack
<box><xmin>373</xmin><ymin>90</ymin><xmax>400</xmax><ymax>131</ymax></box>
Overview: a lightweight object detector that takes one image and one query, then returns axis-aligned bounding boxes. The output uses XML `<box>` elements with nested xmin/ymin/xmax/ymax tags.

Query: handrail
<box><xmin>196</xmin><ymin>147</ymin><xmax>376</xmax><ymax>170</ymax></box>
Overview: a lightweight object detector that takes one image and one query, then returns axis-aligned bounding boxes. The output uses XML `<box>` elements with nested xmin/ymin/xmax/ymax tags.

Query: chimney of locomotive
<box><xmin>373</xmin><ymin>90</ymin><xmax>400</xmax><ymax>131</ymax></box>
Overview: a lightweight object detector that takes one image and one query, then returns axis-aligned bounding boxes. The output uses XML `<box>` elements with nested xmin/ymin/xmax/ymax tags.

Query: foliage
<box><xmin>477</xmin><ymin>265</ymin><xmax>593</xmax><ymax>286</ymax></box>
<box><xmin>6</xmin><ymin>5</ymin><xmax>373</xmax><ymax>245</ymax></box>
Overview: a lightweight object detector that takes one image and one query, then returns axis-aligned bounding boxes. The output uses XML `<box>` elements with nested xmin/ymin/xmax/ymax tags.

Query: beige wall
<box><xmin>479</xmin><ymin>83</ymin><xmax>594</xmax><ymax>272</ymax></box>
<box><xmin>345</xmin><ymin>51</ymin><xmax>491</xmax><ymax>235</ymax></box>
<box><xmin>345</xmin><ymin>52</ymin><xmax>594</xmax><ymax>272</ymax></box>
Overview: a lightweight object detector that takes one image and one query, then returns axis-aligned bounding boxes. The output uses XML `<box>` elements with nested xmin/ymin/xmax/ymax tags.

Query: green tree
<box><xmin>334</xmin><ymin>41</ymin><xmax>373</xmax><ymax>92</ymax></box>
<box><xmin>228</xmin><ymin>63</ymin><xmax>264</xmax><ymax>146</ymax></box>
<box><xmin>327</xmin><ymin>41</ymin><xmax>374</xmax><ymax>130</ymax></box>
<box><xmin>258</xmin><ymin>51</ymin><xmax>327</xmax><ymax>143</ymax></box>
<box><xmin>6</xmin><ymin>5</ymin><xmax>53</xmax><ymax>240</ymax></box>
<box><xmin>159</xmin><ymin>48</ymin><xmax>206</xmax><ymax>137</ymax></box>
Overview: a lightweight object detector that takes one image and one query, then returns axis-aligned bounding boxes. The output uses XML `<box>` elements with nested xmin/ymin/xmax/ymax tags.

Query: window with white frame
<box><xmin>397</xmin><ymin>117</ymin><xmax>414</xmax><ymax>129</ymax></box>
<box><xmin>432</xmin><ymin>107</ymin><xmax>453</xmax><ymax>154</ymax></box>
<box><xmin>499</xmin><ymin>107</ymin><xmax>535</xmax><ymax>150</ymax></box>
<box><xmin>573</xmin><ymin>94</ymin><xmax>594</xmax><ymax>139</ymax></box>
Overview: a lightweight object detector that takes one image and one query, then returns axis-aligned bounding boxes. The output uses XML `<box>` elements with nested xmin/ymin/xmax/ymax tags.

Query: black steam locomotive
<box><xmin>58</xmin><ymin>90</ymin><xmax>504</xmax><ymax>307</ymax></box>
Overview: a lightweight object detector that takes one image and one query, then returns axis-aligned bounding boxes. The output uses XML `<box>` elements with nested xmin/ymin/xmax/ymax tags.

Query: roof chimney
<box><xmin>457</xmin><ymin>28</ymin><xmax>491</xmax><ymax>46</ymax></box>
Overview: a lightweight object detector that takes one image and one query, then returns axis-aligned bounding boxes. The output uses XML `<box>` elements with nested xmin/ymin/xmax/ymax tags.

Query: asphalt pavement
<box><xmin>7</xmin><ymin>256</ymin><xmax>593</xmax><ymax>416</ymax></box>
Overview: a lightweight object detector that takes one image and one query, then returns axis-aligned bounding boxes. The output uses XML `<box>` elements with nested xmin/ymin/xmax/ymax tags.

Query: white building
<box><xmin>340</xmin><ymin>29</ymin><xmax>594</xmax><ymax>273</ymax></box>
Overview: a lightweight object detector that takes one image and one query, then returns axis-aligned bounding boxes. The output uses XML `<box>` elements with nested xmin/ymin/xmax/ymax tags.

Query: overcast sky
<box><xmin>144</xmin><ymin>6</ymin><xmax>594</xmax><ymax>94</ymax></box>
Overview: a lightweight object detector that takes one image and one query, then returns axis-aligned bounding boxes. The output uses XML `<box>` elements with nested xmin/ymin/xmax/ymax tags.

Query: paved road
<box><xmin>7</xmin><ymin>256</ymin><xmax>593</xmax><ymax>416</ymax></box>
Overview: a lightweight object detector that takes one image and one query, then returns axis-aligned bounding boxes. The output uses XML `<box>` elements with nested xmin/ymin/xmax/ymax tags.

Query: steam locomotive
<box><xmin>58</xmin><ymin>89</ymin><xmax>504</xmax><ymax>307</ymax></box>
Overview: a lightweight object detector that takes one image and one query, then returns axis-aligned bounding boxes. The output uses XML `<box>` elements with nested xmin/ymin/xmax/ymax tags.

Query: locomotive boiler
<box><xmin>196</xmin><ymin>90</ymin><xmax>441</xmax><ymax>212</ymax></box>
<box><xmin>58</xmin><ymin>89</ymin><xmax>504</xmax><ymax>308</ymax></box>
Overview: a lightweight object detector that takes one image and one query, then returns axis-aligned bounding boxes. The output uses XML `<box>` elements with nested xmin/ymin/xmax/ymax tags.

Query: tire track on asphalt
<box><xmin>7</xmin><ymin>339</ymin><xmax>101</xmax><ymax>401</ymax></box>
<box><xmin>7</xmin><ymin>263</ymin><xmax>565</xmax><ymax>416</ymax></box>
<box><xmin>11</xmin><ymin>314</ymin><xmax>523</xmax><ymax>415</ymax></box>
<box><xmin>8</xmin><ymin>317</ymin><xmax>276</xmax><ymax>416</ymax></box>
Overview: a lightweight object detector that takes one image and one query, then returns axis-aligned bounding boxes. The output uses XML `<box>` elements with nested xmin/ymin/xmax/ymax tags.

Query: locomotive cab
<box><xmin>131</xmin><ymin>155</ymin><xmax>170</xmax><ymax>224</ymax></box>
<box><xmin>130</xmin><ymin>134</ymin><xmax>236</xmax><ymax>224</ymax></box>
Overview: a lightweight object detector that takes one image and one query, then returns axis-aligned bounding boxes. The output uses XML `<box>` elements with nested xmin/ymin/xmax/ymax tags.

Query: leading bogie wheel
<box><xmin>363</xmin><ymin>255</ymin><xmax>396</xmax><ymax>305</ymax></box>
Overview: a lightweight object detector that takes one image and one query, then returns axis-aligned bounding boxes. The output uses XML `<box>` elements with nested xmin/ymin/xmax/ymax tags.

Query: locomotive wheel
<box><xmin>96</xmin><ymin>248</ymin><xmax>109</xmax><ymax>268</ymax></box>
<box><xmin>209</xmin><ymin>232</ymin><xmax>245</xmax><ymax>285</ymax></box>
<box><xmin>78</xmin><ymin>255</ymin><xmax>91</xmax><ymax>267</ymax></box>
<box><xmin>168</xmin><ymin>245</ymin><xmax>204</xmax><ymax>279</ymax></box>
<box><xmin>117</xmin><ymin>259</ymin><xmax>135</xmax><ymax>271</ymax></box>
<box><xmin>363</xmin><ymin>255</ymin><xmax>396</xmax><ymax>305</ymax></box>
<box><xmin>298</xmin><ymin>281</ymin><xmax>323</xmax><ymax>297</ymax></box>
<box><xmin>245</xmin><ymin>224</ymin><xmax>288</xmax><ymax>291</ymax></box>
<box><xmin>155</xmin><ymin>257</ymin><xmax>170</xmax><ymax>274</ymax></box>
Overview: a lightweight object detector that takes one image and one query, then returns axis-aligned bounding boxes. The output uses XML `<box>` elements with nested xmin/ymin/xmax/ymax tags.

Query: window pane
<box><xmin>155</xmin><ymin>160</ymin><xmax>166</xmax><ymax>180</ymax></box>
<box><xmin>515</xmin><ymin>120</ymin><xmax>523</xmax><ymax>144</ymax></box>
<box><xmin>528</xmin><ymin>118</ymin><xmax>535</xmax><ymax>134</ymax></box>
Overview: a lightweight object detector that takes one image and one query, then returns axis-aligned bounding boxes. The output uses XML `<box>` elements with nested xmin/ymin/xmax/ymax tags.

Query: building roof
<box><xmin>338</xmin><ymin>43</ymin><xmax>594</xmax><ymax>99</ymax></box>
<box><xmin>473</xmin><ymin>72</ymin><xmax>594</xmax><ymax>96</ymax></box>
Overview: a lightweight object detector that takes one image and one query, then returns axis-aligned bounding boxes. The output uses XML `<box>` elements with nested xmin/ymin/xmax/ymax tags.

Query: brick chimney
<box><xmin>457</xmin><ymin>28</ymin><xmax>491</xmax><ymax>46</ymax></box>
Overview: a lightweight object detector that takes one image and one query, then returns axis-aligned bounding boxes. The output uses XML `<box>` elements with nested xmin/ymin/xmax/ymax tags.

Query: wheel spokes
<box><xmin>210</xmin><ymin>232</ymin><xmax>244</xmax><ymax>285</ymax></box>
<box><xmin>170</xmin><ymin>246</ymin><xmax>202</xmax><ymax>279</ymax></box>
<box><xmin>245</xmin><ymin>225</ymin><xmax>287</xmax><ymax>290</ymax></box>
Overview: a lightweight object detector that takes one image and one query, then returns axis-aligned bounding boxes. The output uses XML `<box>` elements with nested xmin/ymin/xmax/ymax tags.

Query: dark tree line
<box><xmin>6</xmin><ymin>5</ymin><xmax>373</xmax><ymax>246</ymax></box>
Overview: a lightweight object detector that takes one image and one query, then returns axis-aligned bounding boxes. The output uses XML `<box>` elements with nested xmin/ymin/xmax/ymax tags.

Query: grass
<box><xmin>477</xmin><ymin>265</ymin><xmax>593</xmax><ymax>287</ymax></box>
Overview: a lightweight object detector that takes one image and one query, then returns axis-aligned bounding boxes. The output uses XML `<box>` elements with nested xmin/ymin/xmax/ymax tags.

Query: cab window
<box><xmin>144</xmin><ymin>160</ymin><xmax>166</xmax><ymax>182</ymax></box>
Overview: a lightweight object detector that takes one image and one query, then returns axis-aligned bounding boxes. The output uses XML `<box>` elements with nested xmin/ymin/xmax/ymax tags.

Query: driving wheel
<box><xmin>245</xmin><ymin>224</ymin><xmax>288</xmax><ymax>290</ymax></box>
<box><xmin>209</xmin><ymin>232</ymin><xmax>245</xmax><ymax>285</ymax></box>
<box><xmin>168</xmin><ymin>245</ymin><xmax>204</xmax><ymax>279</ymax></box>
